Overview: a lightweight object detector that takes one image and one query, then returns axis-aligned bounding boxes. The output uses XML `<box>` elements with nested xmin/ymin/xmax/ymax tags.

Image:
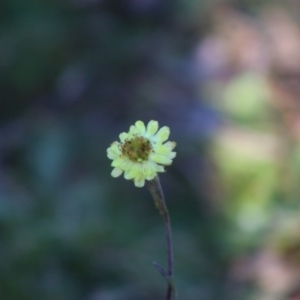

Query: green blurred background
<box><xmin>2</xmin><ymin>0</ymin><xmax>300</xmax><ymax>299</ymax></box>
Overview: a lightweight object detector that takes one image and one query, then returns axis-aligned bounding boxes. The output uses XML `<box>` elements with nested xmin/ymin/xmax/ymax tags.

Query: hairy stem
<box><xmin>147</xmin><ymin>176</ymin><xmax>174</xmax><ymax>300</ymax></box>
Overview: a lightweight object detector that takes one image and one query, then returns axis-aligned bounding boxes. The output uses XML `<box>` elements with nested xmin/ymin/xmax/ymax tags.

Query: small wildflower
<box><xmin>107</xmin><ymin>120</ymin><xmax>176</xmax><ymax>187</ymax></box>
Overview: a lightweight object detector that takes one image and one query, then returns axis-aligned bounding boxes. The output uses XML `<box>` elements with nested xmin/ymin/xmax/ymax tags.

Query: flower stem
<box><xmin>147</xmin><ymin>176</ymin><xmax>175</xmax><ymax>300</ymax></box>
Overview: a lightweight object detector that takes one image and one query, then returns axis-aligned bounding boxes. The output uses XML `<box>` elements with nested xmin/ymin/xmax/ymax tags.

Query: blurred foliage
<box><xmin>2</xmin><ymin>0</ymin><xmax>300</xmax><ymax>300</ymax></box>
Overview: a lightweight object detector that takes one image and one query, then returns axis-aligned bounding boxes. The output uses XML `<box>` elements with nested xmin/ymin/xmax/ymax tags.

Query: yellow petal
<box><xmin>154</xmin><ymin>126</ymin><xmax>170</xmax><ymax>143</ymax></box>
<box><xmin>121</xmin><ymin>160</ymin><xmax>132</xmax><ymax>171</ymax></box>
<box><xmin>146</xmin><ymin>120</ymin><xmax>159</xmax><ymax>137</ymax></box>
<box><xmin>164</xmin><ymin>141</ymin><xmax>176</xmax><ymax>151</ymax></box>
<box><xmin>150</xmin><ymin>153</ymin><xmax>172</xmax><ymax>165</ymax></box>
<box><xmin>135</xmin><ymin>121</ymin><xmax>146</xmax><ymax>135</ymax></box>
<box><xmin>145</xmin><ymin>170</ymin><xmax>156</xmax><ymax>180</ymax></box>
<box><xmin>129</xmin><ymin>125</ymin><xmax>138</xmax><ymax>135</ymax></box>
<box><xmin>111</xmin><ymin>168</ymin><xmax>123</xmax><ymax>177</ymax></box>
<box><xmin>169</xmin><ymin>152</ymin><xmax>176</xmax><ymax>159</ymax></box>
<box><xmin>154</xmin><ymin>164</ymin><xmax>165</xmax><ymax>173</ymax></box>
<box><xmin>140</xmin><ymin>162</ymin><xmax>155</xmax><ymax>180</ymax></box>
<box><xmin>155</xmin><ymin>144</ymin><xmax>171</xmax><ymax>155</ymax></box>
<box><xmin>107</xmin><ymin>142</ymin><xmax>121</xmax><ymax>159</ymax></box>
<box><xmin>119</xmin><ymin>132</ymin><xmax>128</xmax><ymax>143</ymax></box>
<box><xmin>123</xmin><ymin>162</ymin><xmax>136</xmax><ymax>179</ymax></box>
<box><xmin>134</xmin><ymin>176</ymin><xmax>145</xmax><ymax>187</ymax></box>
<box><xmin>111</xmin><ymin>157</ymin><xmax>124</xmax><ymax>167</ymax></box>
<box><xmin>124</xmin><ymin>170</ymin><xmax>134</xmax><ymax>179</ymax></box>
<box><xmin>107</xmin><ymin>150</ymin><xmax>118</xmax><ymax>160</ymax></box>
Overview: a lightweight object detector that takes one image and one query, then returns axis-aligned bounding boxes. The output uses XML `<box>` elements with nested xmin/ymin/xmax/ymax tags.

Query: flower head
<box><xmin>107</xmin><ymin>120</ymin><xmax>176</xmax><ymax>187</ymax></box>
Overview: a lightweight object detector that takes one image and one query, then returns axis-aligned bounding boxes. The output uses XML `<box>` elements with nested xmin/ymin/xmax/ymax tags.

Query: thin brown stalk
<box><xmin>147</xmin><ymin>176</ymin><xmax>174</xmax><ymax>300</ymax></box>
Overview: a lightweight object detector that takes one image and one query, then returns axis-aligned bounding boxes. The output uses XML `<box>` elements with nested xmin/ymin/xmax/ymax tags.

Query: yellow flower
<box><xmin>107</xmin><ymin>120</ymin><xmax>176</xmax><ymax>187</ymax></box>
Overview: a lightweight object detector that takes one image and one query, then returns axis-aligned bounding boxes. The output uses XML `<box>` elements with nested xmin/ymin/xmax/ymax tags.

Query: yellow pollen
<box><xmin>121</xmin><ymin>136</ymin><xmax>152</xmax><ymax>162</ymax></box>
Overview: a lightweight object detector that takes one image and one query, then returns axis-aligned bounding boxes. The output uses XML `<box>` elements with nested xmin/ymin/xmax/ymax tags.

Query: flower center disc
<box><xmin>122</xmin><ymin>136</ymin><xmax>152</xmax><ymax>162</ymax></box>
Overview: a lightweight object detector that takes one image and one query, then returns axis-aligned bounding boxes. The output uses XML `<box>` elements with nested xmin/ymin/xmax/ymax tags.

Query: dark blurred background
<box><xmin>2</xmin><ymin>0</ymin><xmax>300</xmax><ymax>299</ymax></box>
